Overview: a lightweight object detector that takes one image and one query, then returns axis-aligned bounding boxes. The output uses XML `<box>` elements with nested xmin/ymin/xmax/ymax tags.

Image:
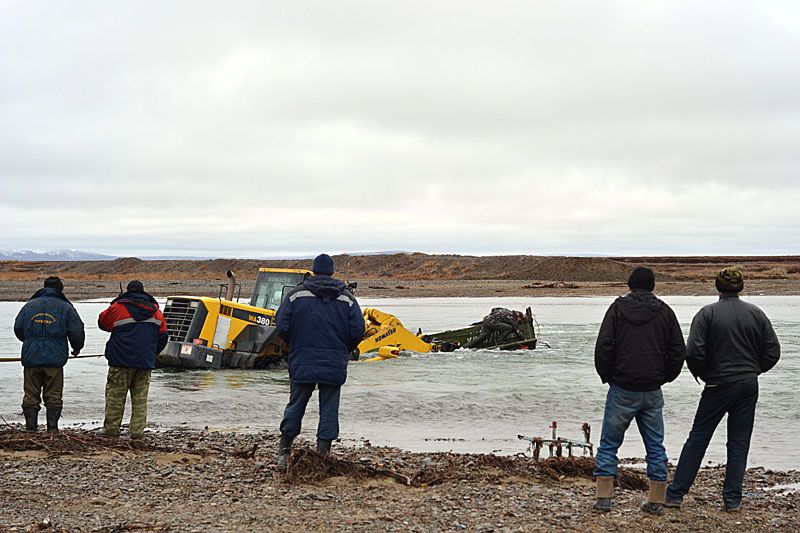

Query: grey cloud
<box><xmin>1</xmin><ymin>1</ymin><xmax>798</xmax><ymax>255</ymax></box>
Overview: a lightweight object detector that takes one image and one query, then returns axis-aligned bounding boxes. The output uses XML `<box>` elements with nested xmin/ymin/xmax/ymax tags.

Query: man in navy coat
<box><xmin>275</xmin><ymin>254</ymin><xmax>365</xmax><ymax>470</ymax></box>
<box><xmin>14</xmin><ymin>276</ymin><xmax>85</xmax><ymax>432</ymax></box>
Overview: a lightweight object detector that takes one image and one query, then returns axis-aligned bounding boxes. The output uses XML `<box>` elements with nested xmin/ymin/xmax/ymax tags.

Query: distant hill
<box><xmin>0</xmin><ymin>249</ymin><xmax>117</xmax><ymax>261</ymax></box>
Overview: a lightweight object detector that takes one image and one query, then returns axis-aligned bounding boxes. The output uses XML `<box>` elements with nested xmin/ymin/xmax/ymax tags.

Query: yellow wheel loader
<box><xmin>158</xmin><ymin>269</ymin><xmax>438</xmax><ymax>369</ymax></box>
<box><xmin>158</xmin><ymin>268</ymin><xmax>311</xmax><ymax>369</ymax></box>
<box><xmin>158</xmin><ymin>268</ymin><xmax>535</xmax><ymax>370</ymax></box>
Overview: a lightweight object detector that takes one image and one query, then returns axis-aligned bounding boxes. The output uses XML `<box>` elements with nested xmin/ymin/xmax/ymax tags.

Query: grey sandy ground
<box><xmin>1</xmin><ymin>430</ymin><xmax>798</xmax><ymax>532</ymax></box>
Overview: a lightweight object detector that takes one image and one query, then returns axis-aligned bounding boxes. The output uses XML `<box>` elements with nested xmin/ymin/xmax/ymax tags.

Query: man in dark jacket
<box><xmin>14</xmin><ymin>276</ymin><xmax>85</xmax><ymax>432</ymax></box>
<box><xmin>98</xmin><ymin>281</ymin><xmax>168</xmax><ymax>437</ymax></box>
<box><xmin>666</xmin><ymin>267</ymin><xmax>780</xmax><ymax>512</ymax></box>
<box><xmin>593</xmin><ymin>267</ymin><xmax>686</xmax><ymax>514</ymax></box>
<box><xmin>275</xmin><ymin>254</ymin><xmax>365</xmax><ymax>470</ymax></box>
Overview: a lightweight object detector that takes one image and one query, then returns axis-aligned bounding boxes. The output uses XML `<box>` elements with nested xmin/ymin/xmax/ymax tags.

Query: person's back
<box><xmin>98</xmin><ymin>280</ymin><xmax>168</xmax><ymax>437</ymax></box>
<box><xmin>99</xmin><ymin>287</ymin><xmax>168</xmax><ymax>369</ymax></box>
<box><xmin>275</xmin><ymin>254</ymin><xmax>365</xmax><ymax>470</ymax></box>
<box><xmin>15</xmin><ymin>286</ymin><xmax>84</xmax><ymax>368</ymax></box>
<box><xmin>596</xmin><ymin>289</ymin><xmax>686</xmax><ymax>391</ymax></box>
<box><xmin>13</xmin><ymin>276</ymin><xmax>84</xmax><ymax>432</ymax></box>
<box><xmin>280</xmin><ymin>274</ymin><xmax>361</xmax><ymax>384</ymax></box>
<box><xmin>667</xmin><ymin>267</ymin><xmax>780</xmax><ymax>512</ymax></box>
<box><xmin>687</xmin><ymin>296</ymin><xmax>780</xmax><ymax>385</ymax></box>
<box><xmin>592</xmin><ymin>267</ymin><xmax>686</xmax><ymax>515</ymax></box>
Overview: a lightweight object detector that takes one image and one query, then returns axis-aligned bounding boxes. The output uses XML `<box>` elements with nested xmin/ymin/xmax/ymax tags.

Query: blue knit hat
<box><xmin>312</xmin><ymin>254</ymin><xmax>335</xmax><ymax>275</ymax></box>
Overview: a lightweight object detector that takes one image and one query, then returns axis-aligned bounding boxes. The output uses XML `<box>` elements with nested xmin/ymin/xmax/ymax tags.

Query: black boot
<box><xmin>46</xmin><ymin>409</ymin><xmax>61</xmax><ymax>433</ymax></box>
<box><xmin>316</xmin><ymin>439</ymin><xmax>332</xmax><ymax>456</ymax></box>
<box><xmin>276</xmin><ymin>434</ymin><xmax>293</xmax><ymax>472</ymax></box>
<box><xmin>23</xmin><ymin>407</ymin><xmax>39</xmax><ymax>432</ymax></box>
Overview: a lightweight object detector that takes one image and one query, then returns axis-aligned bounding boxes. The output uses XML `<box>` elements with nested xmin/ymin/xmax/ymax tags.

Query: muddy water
<box><xmin>1</xmin><ymin>296</ymin><xmax>798</xmax><ymax>470</ymax></box>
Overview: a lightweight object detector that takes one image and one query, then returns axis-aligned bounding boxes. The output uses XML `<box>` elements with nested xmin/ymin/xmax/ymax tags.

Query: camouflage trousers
<box><xmin>103</xmin><ymin>367</ymin><xmax>151</xmax><ymax>436</ymax></box>
<box><xmin>22</xmin><ymin>366</ymin><xmax>64</xmax><ymax>410</ymax></box>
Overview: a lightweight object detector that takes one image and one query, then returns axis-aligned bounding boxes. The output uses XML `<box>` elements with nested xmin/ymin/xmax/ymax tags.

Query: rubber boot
<box><xmin>593</xmin><ymin>476</ymin><xmax>614</xmax><ymax>512</ymax></box>
<box><xmin>23</xmin><ymin>407</ymin><xmax>39</xmax><ymax>432</ymax></box>
<box><xmin>46</xmin><ymin>409</ymin><xmax>61</xmax><ymax>433</ymax></box>
<box><xmin>276</xmin><ymin>434</ymin><xmax>293</xmax><ymax>472</ymax></box>
<box><xmin>640</xmin><ymin>480</ymin><xmax>667</xmax><ymax>515</ymax></box>
<box><xmin>316</xmin><ymin>438</ymin><xmax>332</xmax><ymax>456</ymax></box>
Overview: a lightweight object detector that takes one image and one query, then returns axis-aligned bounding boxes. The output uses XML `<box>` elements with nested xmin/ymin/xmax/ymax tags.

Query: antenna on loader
<box><xmin>344</xmin><ymin>259</ymin><xmax>357</xmax><ymax>294</ymax></box>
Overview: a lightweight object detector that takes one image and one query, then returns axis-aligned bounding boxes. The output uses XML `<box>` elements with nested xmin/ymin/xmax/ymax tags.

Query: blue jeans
<box><xmin>279</xmin><ymin>381</ymin><xmax>342</xmax><ymax>441</ymax></box>
<box><xmin>593</xmin><ymin>384</ymin><xmax>668</xmax><ymax>481</ymax></box>
<box><xmin>667</xmin><ymin>377</ymin><xmax>759</xmax><ymax>508</ymax></box>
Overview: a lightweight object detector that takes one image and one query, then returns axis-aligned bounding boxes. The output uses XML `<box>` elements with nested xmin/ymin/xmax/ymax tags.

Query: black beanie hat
<box><xmin>627</xmin><ymin>267</ymin><xmax>655</xmax><ymax>292</ymax></box>
<box><xmin>43</xmin><ymin>276</ymin><xmax>64</xmax><ymax>292</ymax></box>
<box><xmin>312</xmin><ymin>254</ymin><xmax>335</xmax><ymax>275</ymax></box>
<box><xmin>715</xmin><ymin>267</ymin><xmax>744</xmax><ymax>293</ymax></box>
<box><xmin>126</xmin><ymin>280</ymin><xmax>145</xmax><ymax>293</ymax></box>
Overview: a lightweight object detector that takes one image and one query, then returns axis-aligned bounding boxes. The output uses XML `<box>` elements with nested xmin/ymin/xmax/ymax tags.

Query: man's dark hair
<box><xmin>43</xmin><ymin>276</ymin><xmax>64</xmax><ymax>292</ymax></box>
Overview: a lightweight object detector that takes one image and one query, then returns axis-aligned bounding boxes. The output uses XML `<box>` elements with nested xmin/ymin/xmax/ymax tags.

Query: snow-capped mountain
<box><xmin>0</xmin><ymin>249</ymin><xmax>117</xmax><ymax>261</ymax></box>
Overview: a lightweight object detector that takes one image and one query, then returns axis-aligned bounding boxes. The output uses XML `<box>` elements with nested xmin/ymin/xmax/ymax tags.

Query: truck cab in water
<box><xmin>158</xmin><ymin>268</ymin><xmax>310</xmax><ymax>369</ymax></box>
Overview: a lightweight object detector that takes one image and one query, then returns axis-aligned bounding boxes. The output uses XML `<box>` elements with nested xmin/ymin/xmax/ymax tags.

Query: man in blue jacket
<box><xmin>275</xmin><ymin>254</ymin><xmax>365</xmax><ymax>470</ymax></box>
<box><xmin>14</xmin><ymin>276</ymin><xmax>85</xmax><ymax>432</ymax></box>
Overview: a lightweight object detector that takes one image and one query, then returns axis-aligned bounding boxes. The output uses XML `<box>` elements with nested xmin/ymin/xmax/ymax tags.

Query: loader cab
<box><xmin>249</xmin><ymin>268</ymin><xmax>312</xmax><ymax>311</ymax></box>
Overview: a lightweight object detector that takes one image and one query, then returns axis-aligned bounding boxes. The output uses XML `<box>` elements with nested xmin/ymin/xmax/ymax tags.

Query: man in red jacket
<box><xmin>98</xmin><ymin>280</ymin><xmax>168</xmax><ymax>437</ymax></box>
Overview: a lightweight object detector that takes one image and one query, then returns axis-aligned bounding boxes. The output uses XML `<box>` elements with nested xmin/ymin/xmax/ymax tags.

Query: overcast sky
<box><xmin>1</xmin><ymin>1</ymin><xmax>799</xmax><ymax>257</ymax></box>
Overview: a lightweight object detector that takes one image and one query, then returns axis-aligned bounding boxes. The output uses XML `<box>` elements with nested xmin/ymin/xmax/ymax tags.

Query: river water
<box><xmin>1</xmin><ymin>296</ymin><xmax>798</xmax><ymax>470</ymax></box>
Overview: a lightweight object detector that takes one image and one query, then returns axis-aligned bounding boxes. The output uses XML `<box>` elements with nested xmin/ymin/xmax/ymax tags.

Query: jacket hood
<box><xmin>615</xmin><ymin>290</ymin><xmax>665</xmax><ymax>325</ymax></box>
<box><xmin>29</xmin><ymin>287</ymin><xmax>71</xmax><ymax>304</ymax></box>
<box><xmin>113</xmin><ymin>291</ymin><xmax>159</xmax><ymax>321</ymax></box>
<box><xmin>303</xmin><ymin>275</ymin><xmax>345</xmax><ymax>300</ymax></box>
<box><xmin>111</xmin><ymin>290</ymin><xmax>158</xmax><ymax>306</ymax></box>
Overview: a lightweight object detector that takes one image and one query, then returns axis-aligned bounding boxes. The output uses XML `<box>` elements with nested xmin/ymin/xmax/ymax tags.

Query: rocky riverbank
<box><xmin>1</xmin><ymin>428</ymin><xmax>798</xmax><ymax>532</ymax></box>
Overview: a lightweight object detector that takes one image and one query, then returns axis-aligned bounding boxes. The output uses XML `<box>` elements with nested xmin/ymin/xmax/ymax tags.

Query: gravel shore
<box><xmin>1</xmin><ymin>428</ymin><xmax>798</xmax><ymax>532</ymax></box>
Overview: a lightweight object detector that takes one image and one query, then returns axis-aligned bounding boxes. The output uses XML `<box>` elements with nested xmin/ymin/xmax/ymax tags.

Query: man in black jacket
<box><xmin>593</xmin><ymin>267</ymin><xmax>686</xmax><ymax>514</ymax></box>
<box><xmin>666</xmin><ymin>267</ymin><xmax>780</xmax><ymax>512</ymax></box>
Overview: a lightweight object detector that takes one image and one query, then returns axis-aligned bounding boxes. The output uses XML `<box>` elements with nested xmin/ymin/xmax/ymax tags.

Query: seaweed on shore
<box><xmin>283</xmin><ymin>447</ymin><xmax>415</xmax><ymax>485</ymax></box>
<box><xmin>537</xmin><ymin>456</ymin><xmax>647</xmax><ymax>491</ymax></box>
<box><xmin>0</xmin><ymin>426</ymin><xmax>204</xmax><ymax>456</ymax></box>
<box><xmin>283</xmin><ymin>448</ymin><xmax>648</xmax><ymax>491</ymax></box>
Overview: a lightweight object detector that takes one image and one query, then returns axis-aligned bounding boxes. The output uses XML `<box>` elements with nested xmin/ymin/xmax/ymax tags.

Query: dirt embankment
<box><xmin>1</xmin><ymin>254</ymin><xmax>799</xmax><ymax>301</ymax></box>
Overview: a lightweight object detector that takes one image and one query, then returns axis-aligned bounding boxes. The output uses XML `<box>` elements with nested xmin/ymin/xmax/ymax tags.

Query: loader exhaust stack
<box><xmin>225</xmin><ymin>270</ymin><xmax>236</xmax><ymax>301</ymax></box>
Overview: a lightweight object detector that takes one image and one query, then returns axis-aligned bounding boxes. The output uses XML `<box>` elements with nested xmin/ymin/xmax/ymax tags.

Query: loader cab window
<box><xmin>250</xmin><ymin>272</ymin><xmax>307</xmax><ymax>311</ymax></box>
